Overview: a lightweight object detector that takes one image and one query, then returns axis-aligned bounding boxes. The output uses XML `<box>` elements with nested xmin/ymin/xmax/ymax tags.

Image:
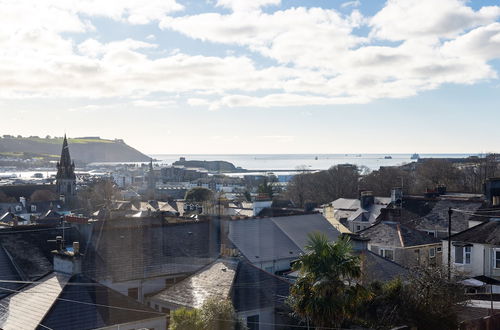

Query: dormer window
<box><xmin>31</xmin><ymin>205</ymin><xmax>36</xmax><ymax>212</ymax></box>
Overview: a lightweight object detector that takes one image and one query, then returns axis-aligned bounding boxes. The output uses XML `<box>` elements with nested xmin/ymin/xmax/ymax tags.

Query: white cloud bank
<box><xmin>0</xmin><ymin>0</ymin><xmax>499</xmax><ymax>109</ymax></box>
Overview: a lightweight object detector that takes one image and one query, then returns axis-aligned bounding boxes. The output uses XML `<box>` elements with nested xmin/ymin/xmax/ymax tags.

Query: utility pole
<box><xmin>448</xmin><ymin>207</ymin><xmax>453</xmax><ymax>280</ymax></box>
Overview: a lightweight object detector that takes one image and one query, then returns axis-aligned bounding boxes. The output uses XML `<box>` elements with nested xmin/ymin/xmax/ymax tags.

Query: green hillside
<box><xmin>0</xmin><ymin>136</ymin><xmax>150</xmax><ymax>163</ymax></box>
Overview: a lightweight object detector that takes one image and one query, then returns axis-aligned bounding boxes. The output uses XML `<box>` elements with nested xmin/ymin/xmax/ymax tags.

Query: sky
<box><xmin>1</xmin><ymin>0</ymin><xmax>500</xmax><ymax>154</ymax></box>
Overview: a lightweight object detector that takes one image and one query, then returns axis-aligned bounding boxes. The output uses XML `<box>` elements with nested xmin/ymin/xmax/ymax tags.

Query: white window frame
<box><xmin>429</xmin><ymin>247</ymin><xmax>436</xmax><ymax>258</ymax></box>
<box><xmin>494</xmin><ymin>249</ymin><xmax>500</xmax><ymax>269</ymax></box>
<box><xmin>454</xmin><ymin>245</ymin><xmax>472</xmax><ymax>265</ymax></box>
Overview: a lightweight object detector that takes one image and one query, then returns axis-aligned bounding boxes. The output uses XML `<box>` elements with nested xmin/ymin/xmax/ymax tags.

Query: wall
<box><xmin>97</xmin><ymin>316</ymin><xmax>166</xmax><ymax>330</ymax></box>
<box><xmin>238</xmin><ymin>307</ymin><xmax>275</xmax><ymax>330</ymax></box>
<box><xmin>369</xmin><ymin>243</ymin><xmax>442</xmax><ymax>268</ymax></box>
<box><xmin>254</xmin><ymin>258</ymin><xmax>294</xmax><ymax>274</ymax></box>
<box><xmin>443</xmin><ymin>241</ymin><xmax>500</xmax><ymax>280</ymax></box>
<box><xmin>100</xmin><ymin>275</ymin><xmax>183</xmax><ymax>303</ymax></box>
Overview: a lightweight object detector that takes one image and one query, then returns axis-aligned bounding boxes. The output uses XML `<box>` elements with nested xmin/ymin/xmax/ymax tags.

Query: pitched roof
<box><xmin>231</xmin><ymin>260</ymin><xmax>290</xmax><ymax>312</ymax></box>
<box><xmin>0</xmin><ymin>272</ymin><xmax>70</xmax><ymax>330</ymax></box>
<box><xmin>0</xmin><ymin>246</ymin><xmax>23</xmax><ymax>298</ymax></box>
<box><xmin>150</xmin><ymin>258</ymin><xmax>291</xmax><ymax>313</ymax></box>
<box><xmin>0</xmin><ymin>272</ymin><xmax>162</xmax><ymax>330</ymax></box>
<box><xmin>400</xmin><ymin>197</ymin><xmax>482</xmax><ymax>233</ymax></box>
<box><xmin>228</xmin><ymin>218</ymin><xmax>302</xmax><ymax>263</ymax></box>
<box><xmin>271</xmin><ymin>214</ymin><xmax>341</xmax><ymax>249</ymax></box>
<box><xmin>329</xmin><ymin>197</ymin><xmax>391</xmax><ymax>223</ymax></box>
<box><xmin>150</xmin><ymin>259</ymin><xmax>238</xmax><ymax>309</ymax></box>
<box><xmin>0</xmin><ymin>226</ymin><xmax>78</xmax><ymax>280</ymax></box>
<box><xmin>228</xmin><ymin>214</ymin><xmax>340</xmax><ymax>263</ymax></box>
<box><xmin>359</xmin><ymin>221</ymin><xmax>439</xmax><ymax>248</ymax></box>
<box><xmin>357</xmin><ymin>250</ymin><xmax>409</xmax><ymax>283</ymax></box>
<box><xmin>83</xmin><ymin>221</ymin><xmax>217</xmax><ymax>282</ymax></box>
<box><xmin>40</xmin><ymin>274</ymin><xmax>162</xmax><ymax>330</ymax></box>
<box><xmin>449</xmin><ymin>220</ymin><xmax>500</xmax><ymax>245</ymax></box>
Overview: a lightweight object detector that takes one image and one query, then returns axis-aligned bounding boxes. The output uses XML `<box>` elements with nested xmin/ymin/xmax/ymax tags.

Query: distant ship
<box><xmin>384</xmin><ymin>155</ymin><xmax>393</xmax><ymax>159</ymax></box>
<box><xmin>411</xmin><ymin>153</ymin><xmax>420</xmax><ymax>160</ymax></box>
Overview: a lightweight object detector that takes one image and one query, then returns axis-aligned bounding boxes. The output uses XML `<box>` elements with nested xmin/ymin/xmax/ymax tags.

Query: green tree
<box><xmin>77</xmin><ymin>178</ymin><xmax>121</xmax><ymax>212</ymax></box>
<box><xmin>201</xmin><ymin>298</ymin><xmax>243</xmax><ymax>330</ymax></box>
<box><xmin>361</xmin><ymin>266</ymin><xmax>468</xmax><ymax>330</ymax></box>
<box><xmin>170</xmin><ymin>308</ymin><xmax>204</xmax><ymax>330</ymax></box>
<box><xmin>257</xmin><ymin>176</ymin><xmax>276</xmax><ymax>199</ymax></box>
<box><xmin>169</xmin><ymin>299</ymin><xmax>244</xmax><ymax>330</ymax></box>
<box><xmin>288</xmin><ymin>233</ymin><xmax>368</xmax><ymax>328</ymax></box>
<box><xmin>30</xmin><ymin>189</ymin><xmax>58</xmax><ymax>202</ymax></box>
<box><xmin>185</xmin><ymin>187</ymin><xmax>214</xmax><ymax>202</ymax></box>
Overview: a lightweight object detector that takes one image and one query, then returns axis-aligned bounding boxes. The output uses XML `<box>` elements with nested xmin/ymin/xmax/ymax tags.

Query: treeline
<box><xmin>286</xmin><ymin>156</ymin><xmax>500</xmax><ymax>207</ymax></box>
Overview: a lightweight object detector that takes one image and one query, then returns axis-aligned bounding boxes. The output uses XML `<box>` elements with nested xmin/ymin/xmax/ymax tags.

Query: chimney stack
<box><xmin>360</xmin><ymin>191</ymin><xmax>374</xmax><ymax>209</ymax></box>
<box><xmin>52</xmin><ymin>241</ymin><xmax>82</xmax><ymax>275</ymax></box>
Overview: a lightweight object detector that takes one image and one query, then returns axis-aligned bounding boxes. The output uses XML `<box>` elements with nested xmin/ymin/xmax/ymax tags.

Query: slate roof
<box><xmin>329</xmin><ymin>197</ymin><xmax>391</xmax><ymax>223</ymax></box>
<box><xmin>359</xmin><ymin>221</ymin><xmax>439</xmax><ymax>248</ymax></box>
<box><xmin>150</xmin><ymin>258</ymin><xmax>291</xmax><ymax>313</ymax></box>
<box><xmin>228</xmin><ymin>218</ymin><xmax>302</xmax><ymax>263</ymax></box>
<box><xmin>150</xmin><ymin>259</ymin><xmax>238</xmax><ymax>308</ymax></box>
<box><xmin>83</xmin><ymin>220</ymin><xmax>217</xmax><ymax>282</ymax></box>
<box><xmin>0</xmin><ymin>272</ymin><xmax>162</xmax><ymax>330</ymax></box>
<box><xmin>40</xmin><ymin>274</ymin><xmax>162</xmax><ymax>330</ymax></box>
<box><xmin>400</xmin><ymin>197</ymin><xmax>483</xmax><ymax>233</ymax></box>
<box><xmin>231</xmin><ymin>260</ymin><xmax>290</xmax><ymax>312</ymax></box>
<box><xmin>0</xmin><ymin>246</ymin><xmax>23</xmax><ymax>298</ymax></box>
<box><xmin>0</xmin><ymin>272</ymin><xmax>70</xmax><ymax>330</ymax></box>
<box><xmin>228</xmin><ymin>214</ymin><xmax>340</xmax><ymax>263</ymax></box>
<box><xmin>271</xmin><ymin>214</ymin><xmax>341</xmax><ymax>249</ymax></box>
<box><xmin>449</xmin><ymin>220</ymin><xmax>500</xmax><ymax>245</ymax></box>
<box><xmin>357</xmin><ymin>250</ymin><xmax>409</xmax><ymax>283</ymax></box>
<box><xmin>0</xmin><ymin>226</ymin><xmax>78</xmax><ymax>280</ymax></box>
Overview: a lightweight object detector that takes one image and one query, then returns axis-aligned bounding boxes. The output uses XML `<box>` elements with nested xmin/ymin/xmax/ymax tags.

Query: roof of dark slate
<box><xmin>83</xmin><ymin>220</ymin><xmax>217</xmax><ymax>282</ymax></box>
<box><xmin>0</xmin><ymin>226</ymin><xmax>78</xmax><ymax>280</ymax></box>
<box><xmin>150</xmin><ymin>259</ymin><xmax>238</xmax><ymax>308</ymax></box>
<box><xmin>400</xmin><ymin>197</ymin><xmax>483</xmax><ymax>233</ymax></box>
<box><xmin>228</xmin><ymin>214</ymin><xmax>340</xmax><ymax>263</ymax></box>
<box><xmin>0</xmin><ymin>272</ymin><xmax>70</xmax><ymax>330</ymax></box>
<box><xmin>271</xmin><ymin>214</ymin><xmax>341</xmax><ymax>249</ymax></box>
<box><xmin>359</xmin><ymin>221</ymin><xmax>439</xmax><ymax>248</ymax></box>
<box><xmin>39</xmin><ymin>274</ymin><xmax>162</xmax><ymax>330</ymax></box>
<box><xmin>449</xmin><ymin>220</ymin><xmax>500</xmax><ymax>245</ymax></box>
<box><xmin>357</xmin><ymin>250</ymin><xmax>409</xmax><ymax>283</ymax></box>
<box><xmin>231</xmin><ymin>260</ymin><xmax>290</xmax><ymax>312</ymax></box>
<box><xmin>228</xmin><ymin>218</ymin><xmax>302</xmax><ymax>263</ymax></box>
<box><xmin>0</xmin><ymin>245</ymin><xmax>23</xmax><ymax>298</ymax></box>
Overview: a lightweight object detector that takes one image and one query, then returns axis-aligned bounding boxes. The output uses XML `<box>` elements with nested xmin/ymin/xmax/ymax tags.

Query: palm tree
<box><xmin>288</xmin><ymin>233</ymin><xmax>367</xmax><ymax>329</ymax></box>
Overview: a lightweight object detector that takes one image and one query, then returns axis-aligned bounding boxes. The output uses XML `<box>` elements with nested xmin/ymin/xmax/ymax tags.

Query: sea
<box><xmin>151</xmin><ymin>153</ymin><xmax>477</xmax><ymax>173</ymax></box>
<box><xmin>0</xmin><ymin>153</ymin><xmax>478</xmax><ymax>179</ymax></box>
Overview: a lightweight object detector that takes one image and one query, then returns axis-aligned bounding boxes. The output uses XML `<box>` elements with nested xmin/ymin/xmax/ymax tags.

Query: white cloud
<box><xmin>370</xmin><ymin>0</ymin><xmax>500</xmax><ymax>41</ymax></box>
<box><xmin>0</xmin><ymin>0</ymin><xmax>499</xmax><ymax>110</ymax></box>
<box><xmin>442</xmin><ymin>22</ymin><xmax>500</xmax><ymax>60</ymax></box>
<box><xmin>216</xmin><ymin>0</ymin><xmax>280</xmax><ymax>12</ymax></box>
<box><xmin>131</xmin><ymin>100</ymin><xmax>176</xmax><ymax>108</ymax></box>
<box><xmin>161</xmin><ymin>7</ymin><xmax>366</xmax><ymax>69</ymax></box>
<box><xmin>341</xmin><ymin>1</ymin><xmax>361</xmax><ymax>9</ymax></box>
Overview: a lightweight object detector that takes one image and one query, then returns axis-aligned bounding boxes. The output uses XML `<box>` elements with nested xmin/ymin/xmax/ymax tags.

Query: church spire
<box><xmin>56</xmin><ymin>135</ymin><xmax>76</xmax><ymax>199</ymax></box>
<box><xmin>59</xmin><ymin>134</ymin><xmax>72</xmax><ymax>169</ymax></box>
